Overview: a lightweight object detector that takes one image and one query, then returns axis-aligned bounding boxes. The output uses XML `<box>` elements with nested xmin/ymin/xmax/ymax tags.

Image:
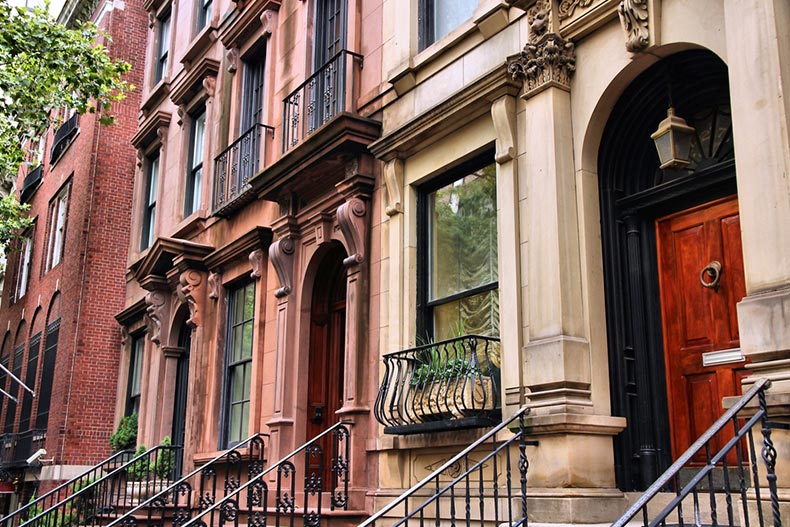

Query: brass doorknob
<box><xmin>700</xmin><ymin>261</ymin><xmax>722</xmax><ymax>292</ymax></box>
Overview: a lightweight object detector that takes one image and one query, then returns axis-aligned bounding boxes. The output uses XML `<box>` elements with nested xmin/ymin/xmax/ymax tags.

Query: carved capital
<box><xmin>178</xmin><ymin>269</ymin><xmax>204</xmax><ymax>328</ymax></box>
<box><xmin>144</xmin><ymin>290</ymin><xmax>168</xmax><ymax>344</ymax></box>
<box><xmin>508</xmin><ymin>32</ymin><xmax>576</xmax><ymax>98</ymax></box>
<box><xmin>491</xmin><ymin>96</ymin><xmax>516</xmax><ymax>164</ymax></box>
<box><xmin>208</xmin><ymin>271</ymin><xmax>221</xmax><ymax>299</ymax></box>
<box><xmin>383</xmin><ymin>159</ymin><xmax>403</xmax><ymax>216</ymax></box>
<box><xmin>249</xmin><ymin>249</ymin><xmax>264</xmax><ymax>280</ymax></box>
<box><xmin>618</xmin><ymin>0</ymin><xmax>649</xmax><ymax>52</ymax></box>
<box><xmin>337</xmin><ymin>197</ymin><xmax>368</xmax><ymax>267</ymax></box>
<box><xmin>269</xmin><ymin>238</ymin><xmax>295</xmax><ymax>298</ymax></box>
<box><xmin>226</xmin><ymin>48</ymin><xmax>239</xmax><ymax>73</ymax></box>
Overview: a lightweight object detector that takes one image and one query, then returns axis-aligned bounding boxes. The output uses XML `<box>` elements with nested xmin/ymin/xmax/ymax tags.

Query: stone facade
<box><xmin>0</xmin><ymin>0</ymin><xmax>146</xmax><ymax>511</ymax></box>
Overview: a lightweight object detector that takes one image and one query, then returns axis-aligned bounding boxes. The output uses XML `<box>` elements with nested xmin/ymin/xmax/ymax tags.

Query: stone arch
<box><xmin>46</xmin><ymin>293</ymin><xmax>62</xmax><ymax>326</ymax></box>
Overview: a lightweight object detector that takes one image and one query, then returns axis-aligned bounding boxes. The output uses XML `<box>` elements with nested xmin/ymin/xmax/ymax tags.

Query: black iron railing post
<box><xmin>759</xmin><ymin>388</ymin><xmax>782</xmax><ymax>527</ymax></box>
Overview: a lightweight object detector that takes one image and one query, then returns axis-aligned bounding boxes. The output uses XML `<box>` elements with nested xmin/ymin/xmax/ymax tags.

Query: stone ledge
<box><xmin>524</xmin><ymin>413</ymin><xmax>627</xmax><ymax>436</ymax></box>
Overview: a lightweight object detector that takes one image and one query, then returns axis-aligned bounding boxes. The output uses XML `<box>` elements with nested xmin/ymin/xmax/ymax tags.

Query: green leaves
<box><xmin>0</xmin><ymin>0</ymin><xmax>132</xmax><ymax>248</ymax></box>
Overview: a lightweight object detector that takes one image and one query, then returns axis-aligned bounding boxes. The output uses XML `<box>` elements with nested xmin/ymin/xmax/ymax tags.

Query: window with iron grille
<box><xmin>418</xmin><ymin>0</ymin><xmax>477</xmax><ymax>51</ymax></box>
<box><xmin>418</xmin><ymin>155</ymin><xmax>499</xmax><ymax>340</ymax></box>
<box><xmin>185</xmin><ymin>109</ymin><xmax>205</xmax><ymax>216</ymax></box>
<box><xmin>141</xmin><ymin>155</ymin><xmax>159</xmax><ymax>250</ymax></box>
<box><xmin>222</xmin><ymin>281</ymin><xmax>255</xmax><ymax>447</ymax></box>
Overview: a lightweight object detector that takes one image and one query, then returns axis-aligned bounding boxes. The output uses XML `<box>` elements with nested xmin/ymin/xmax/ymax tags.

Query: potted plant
<box><xmin>110</xmin><ymin>414</ymin><xmax>137</xmax><ymax>452</ymax></box>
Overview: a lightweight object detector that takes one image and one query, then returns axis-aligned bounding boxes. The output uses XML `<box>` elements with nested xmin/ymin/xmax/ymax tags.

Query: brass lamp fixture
<box><xmin>651</xmin><ymin>106</ymin><xmax>695</xmax><ymax>170</ymax></box>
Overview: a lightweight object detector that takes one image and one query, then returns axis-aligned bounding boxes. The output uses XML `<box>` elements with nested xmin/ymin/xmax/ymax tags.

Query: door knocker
<box><xmin>700</xmin><ymin>261</ymin><xmax>722</xmax><ymax>292</ymax></box>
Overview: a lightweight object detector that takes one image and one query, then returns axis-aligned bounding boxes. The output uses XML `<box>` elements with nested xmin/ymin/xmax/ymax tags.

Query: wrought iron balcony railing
<box><xmin>0</xmin><ymin>429</ymin><xmax>46</xmax><ymax>466</ymax></box>
<box><xmin>374</xmin><ymin>335</ymin><xmax>502</xmax><ymax>434</ymax></box>
<box><xmin>213</xmin><ymin>123</ymin><xmax>274</xmax><ymax>215</ymax></box>
<box><xmin>50</xmin><ymin>113</ymin><xmax>79</xmax><ymax>164</ymax></box>
<box><xmin>282</xmin><ymin>50</ymin><xmax>363</xmax><ymax>152</ymax></box>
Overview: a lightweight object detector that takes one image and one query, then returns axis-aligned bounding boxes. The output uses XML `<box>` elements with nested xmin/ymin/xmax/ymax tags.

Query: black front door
<box><xmin>172</xmin><ymin>325</ymin><xmax>191</xmax><ymax>476</ymax></box>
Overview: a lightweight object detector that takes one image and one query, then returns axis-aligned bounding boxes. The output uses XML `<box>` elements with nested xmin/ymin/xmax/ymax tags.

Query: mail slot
<box><xmin>702</xmin><ymin>348</ymin><xmax>745</xmax><ymax>367</ymax></box>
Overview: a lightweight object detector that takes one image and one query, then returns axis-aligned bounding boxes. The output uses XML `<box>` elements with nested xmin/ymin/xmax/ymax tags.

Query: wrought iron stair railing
<box><xmin>18</xmin><ymin>444</ymin><xmax>181</xmax><ymax>527</ymax></box>
<box><xmin>106</xmin><ymin>432</ymin><xmax>268</xmax><ymax>527</ymax></box>
<box><xmin>0</xmin><ymin>449</ymin><xmax>134</xmax><ymax>527</ymax></box>
<box><xmin>612</xmin><ymin>377</ymin><xmax>784</xmax><ymax>527</ymax></box>
<box><xmin>282</xmin><ymin>49</ymin><xmax>363</xmax><ymax>152</ymax></box>
<box><xmin>177</xmin><ymin>421</ymin><xmax>351</xmax><ymax>527</ymax></box>
<box><xmin>213</xmin><ymin>123</ymin><xmax>274</xmax><ymax>215</ymax></box>
<box><xmin>359</xmin><ymin>405</ymin><xmax>536</xmax><ymax>527</ymax></box>
<box><xmin>374</xmin><ymin>335</ymin><xmax>502</xmax><ymax>434</ymax></box>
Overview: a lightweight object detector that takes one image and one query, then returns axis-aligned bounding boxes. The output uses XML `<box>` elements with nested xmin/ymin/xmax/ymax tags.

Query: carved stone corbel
<box><xmin>120</xmin><ymin>326</ymin><xmax>129</xmax><ymax>349</ymax></box>
<box><xmin>383</xmin><ymin>159</ymin><xmax>403</xmax><ymax>216</ymax></box>
<box><xmin>208</xmin><ymin>271</ymin><xmax>221</xmax><ymax>299</ymax></box>
<box><xmin>176</xmin><ymin>105</ymin><xmax>186</xmax><ymax>127</ymax></box>
<box><xmin>227</xmin><ymin>48</ymin><xmax>239</xmax><ymax>74</ymax></box>
<box><xmin>269</xmin><ymin>238</ymin><xmax>295</xmax><ymax>298</ymax></box>
<box><xmin>202</xmin><ymin>76</ymin><xmax>216</xmax><ymax>98</ymax></box>
<box><xmin>144</xmin><ymin>290</ymin><xmax>167</xmax><ymax>344</ymax></box>
<box><xmin>156</xmin><ymin>125</ymin><xmax>168</xmax><ymax>147</ymax></box>
<box><xmin>337</xmin><ymin>198</ymin><xmax>367</xmax><ymax>267</ymax></box>
<box><xmin>177</xmin><ymin>269</ymin><xmax>204</xmax><ymax>328</ymax></box>
<box><xmin>249</xmin><ymin>249</ymin><xmax>264</xmax><ymax>280</ymax></box>
<box><xmin>148</xmin><ymin>12</ymin><xmax>155</xmax><ymax>28</ymax></box>
<box><xmin>136</xmin><ymin>150</ymin><xmax>144</xmax><ymax>168</ymax></box>
<box><xmin>260</xmin><ymin>9</ymin><xmax>277</xmax><ymax>37</ymax></box>
<box><xmin>491</xmin><ymin>96</ymin><xmax>516</xmax><ymax>164</ymax></box>
<box><xmin>618</xmin><ymin>0</ymin><xmax>649</xmax><ymax>52</ymax></box>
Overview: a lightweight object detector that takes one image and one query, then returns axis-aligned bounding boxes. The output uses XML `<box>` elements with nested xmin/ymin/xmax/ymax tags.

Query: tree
<box><xmin>0</xmin><ymin>0</ymin><xmax>131</xmax><ymax>248</ymax></box>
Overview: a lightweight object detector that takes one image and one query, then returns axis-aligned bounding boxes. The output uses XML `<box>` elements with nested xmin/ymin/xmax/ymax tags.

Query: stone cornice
<box><xmin>369</xmin><ymin>64</ymin><xmax>521</xmax><ymax>161</ymax></box>
<box><xmin>115</xmin><ymin>298</ymin><xmax>148</xmax><ymax>325</ymax></box>
<box><xmin>218</xmin><ymin>0</ymin><xmax>281</xmax><ymax>49</ymax></box>
<box><xmin>131</xmin><ymin>110</ymin><xmax>172</xmax><ymax>149</ymax></box>
<box><xmin>132</xmin><ymin>237</ymin><xmax>214</xmax><ymax>282</ymax></box>
<box><xmin>204</xmin><ymin>227</ymin><xmax>273</xmax><ymax>270</ymax></box>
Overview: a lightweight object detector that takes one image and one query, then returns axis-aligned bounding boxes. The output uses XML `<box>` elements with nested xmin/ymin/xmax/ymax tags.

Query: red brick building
<box><xmin>0</xmin><ymin>0</ymin><xmax>146</xmax><ymax>511</ymax></box>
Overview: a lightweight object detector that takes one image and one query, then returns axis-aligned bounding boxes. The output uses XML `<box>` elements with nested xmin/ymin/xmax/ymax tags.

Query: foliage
<box><xmin>24</xmin><ymin>495</ymin><xmax>75</xmax><ymax>527</ymax></box>
<box><xmin>126</xmin><ymin>445</ymin><xmax>149</xmax><ymax>481</ymax></box>
<box><xmin>0</xmin><ymin>0</ymin><xmax>132</xmax><ymax>248</ymax></box>
<box><xmin>109</xmin><ymin>413</ymin><xmax>137</xmax><ymax>452</ymax></box>
<box><xmin>152</xmin><ymin>436</ymin><xmax>174</xmax><ymax>480</ymax></box>
<box><xmin>0</xmin><ymin>193</ymin><xmax>32</xmax><ymax>250</ymax></box>
<box><xmin>71</xmin><ymin>475</ymin><xmax>97</xmax><ymax>494</ymax></box>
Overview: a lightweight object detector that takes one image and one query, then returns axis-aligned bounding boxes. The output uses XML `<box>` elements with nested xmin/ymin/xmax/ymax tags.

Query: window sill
<box><xmin>369</xmin><ymin>426</ymin><xmax>496</xmax><ymax>452</ymax></box>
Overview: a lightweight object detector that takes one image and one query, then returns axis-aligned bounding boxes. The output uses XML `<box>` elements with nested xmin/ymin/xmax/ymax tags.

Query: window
<box><xmin>418</xmin><ymin>159</ymin><xmax>498</xmax><ymax>339</ymax></box>
<box><xmin>126</xmin><ymin>334</ymin><xmax>144</xmax><ymax>416</ymax></box>
<box><xmin>45</xmin><ymin>183</ymin><xmax>70</xmax><ymax>272</ymax></box>
<box><xmin>154</xmin><ymin>13</ymin><xmax>171</xmax><ymax>84</ymax></box>
<box><xmin>4</xmin><ymin>344</ymin><xmax>24</xmax><ymax>433</ymax></box>
<box><xmin>18</xmin><ymin>333</ymin><xmax>40</xmax><ymax>433</ymax></box>
<box><xmin>35</xmin><ymin>319</ymin><xmax>59</xmax><ymax>430</ymax></box>
<box><xmin>141</xmin><ymin>155</ymin><xmax>159</xmax><ymax>250</ymax></box>
<box><xmin>419</xmin><ymin>0</ymin><xmax>477</xmax><ymax>50</ymax></box>
<box><xmin>196</xmin><ymin>0</ymin><xmax>212</xmax><ymax>32</ymax></box>
<box><xmin>185</xmin><ymin>109</ymin><xmax>205</xmax><ymax>216</ymax></box>
<box><xmin>15</xmin><ymin>235</ymin><xmax>33</xmax><ymax>300</ymax></box>
<box><xmin>222</xmin><ymin>282</ymin><xmax>255</xmax><ymax>447</ymax></box>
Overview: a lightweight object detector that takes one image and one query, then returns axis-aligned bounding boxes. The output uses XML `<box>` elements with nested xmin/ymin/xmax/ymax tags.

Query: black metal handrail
<box><xmin>213</xmin><ymin>123</ymin><xmax>274</xmax><ymax>214</ymax></box>
<box><xmin>0</xmin><ymin>449</ymin><xmax>134</xmax><ymax>527</ymax></box>
<box><xmin>359</xmin><ymin>406</ymin><xmax>535</xmax><ymax>527</ymax></box>
<box><xmin>282</xmin><ymin>49</ymin><xmax>363</xmax><ymax>152</ymax></box>
<box><xmin>20</xmin><ymin>444</ymin><xmax>182</xmax><ymax>527</ymax></box>
<box><xmin>49</xmin><ymin>113</ymin><xmax>79</xmax><ymax>164</ymax></box>
<box><xmin>179</xmin><ymin>421</ymin><xmax>352</xmax><ymax>527</ymax></box>
<box><xmin>106</xmin><ymin>432</ymin><xmax>268</xmax><ymax>527</ymax></box>
<box><xmin>612</xmin><ymin>377</ymin><xmax>782</xmax><ymax>527</ymax></box>
<box><xmin>374</xmin><ymin>335</ymin><xmax>501</xmax><ymax>434</ymax></box>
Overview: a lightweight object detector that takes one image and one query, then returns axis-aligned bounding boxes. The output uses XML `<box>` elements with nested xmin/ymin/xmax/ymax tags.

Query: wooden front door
<box><xmin>306</xmin><ymin>246</ymin><xmax>346</xmax><ymax>484</ymax></box>
<box><xmin>656</xmin><ymin>195</ymin><xmax>747</xmax><ymax>463</ymax></box>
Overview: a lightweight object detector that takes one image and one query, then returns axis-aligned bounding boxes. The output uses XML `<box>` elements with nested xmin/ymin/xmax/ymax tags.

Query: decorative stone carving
<box><xmin>260</xmin><ymin>9</ymin><xmax>276</xmax><ymax>37</ymax></box>
<box><xmin>558</xmin><ymin>0</ymin><xmax>594</xmax><ymax>20</ymax></box>
<box><xmin>178</xmin><ymin>269</ymin><xmax>204</xmax><ymax>328</ymax></box>
<box><xmin>156</xmin><ymin>125</ymin><xmax>168</xmax><ymax>147</ymax></box>
<box><xmin>227</xmin><ymin>48</ymin><xmax>239</xmax><ymax>73</ymax></box>
<box><xmin>208</xmin><ymin>271</ymin><xmax>221</xmax><ymax>299</ymax></box>
<box><xmin>176</xmin><ymin>105</ymin><xmax>186</xmax><ymax>127</ymax></box>
<box><xmin>527</xmin><ymin>0</ymin><xmax>552</xmax><ymax>37</ymax></box>
<box><xmin>491</xmin><ymin>97</ymin><xmax>516</xmax><ymax>164</ymax></box>
<box><xmin>202</xmin><ymin>76</ymin><xmax>216</xmax><ymax>97</ymax></box>
<box><xmin>508</xmin><ymin>33</ymin><xmax>576</xmax><ymax>97</ymax></box>
<box><xmin>383</xmin><ymin>159</ymin><xmax>403</xmax><ymax>216</ymax></box>
<box><xmin>136</xmin><ymin>150</ymin><xmax>144</xmax><ymax>168</ymax></box>
<box><xmin>249</xmin><ymin>249</ymin><xmax>264</xmax><ymax>280</ymax></box>
<box><xmin>618</xmin><ymin>0</ymin><xmax>649</xmax><ymax>52</ymax></box>
<box><xmin>144</xmin><ymin>290</ymin><xmax>167</xmax><ymax>344</ymax></box>
<box><xmin>269</xmin><ymin>238</ymin><xmax>295</xmax><ymax>298</ymax></box>
<box><xmin>120</xmin><ymin>326</ymin><xmax>129</xmax><ymax>348</ymax></box>
<box><xmin>148</xmin><ymin>11</ymin><xmax>155</xmax><ymax>28</ymax></box>
<box><xmin>337</xmin><ymin>198</ymin><xmax>367</xmax><ymax>267</ymax></box>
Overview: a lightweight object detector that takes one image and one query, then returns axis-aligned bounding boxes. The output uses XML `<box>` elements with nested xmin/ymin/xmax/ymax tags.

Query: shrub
<box><xmin>109</xmin><ymin>414</ymin><xmax>137</xmax><ymax>452</ymax></box>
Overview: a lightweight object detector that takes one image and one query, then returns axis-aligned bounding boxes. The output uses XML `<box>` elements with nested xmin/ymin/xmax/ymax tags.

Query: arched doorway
<box><xmin>306</xmin><ymin>243</ymin><xmax>347</xmax><ymax>480</ymax></box>
<box><xmin>598</xmin><ymin>50</ymin><xmax>744</xmax><ymax>491</ymax></box>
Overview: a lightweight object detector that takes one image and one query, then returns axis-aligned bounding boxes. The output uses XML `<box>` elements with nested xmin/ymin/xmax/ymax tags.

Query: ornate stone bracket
<box><xmin>491</xmin><ymin>97</ymin><xmax>516</xmax><ymax>164</ymax></box>
<box><xmin>249</xmin><ymin>249</ymin><xmax>264</xmax><ymax>280</ymax></box>
<box><xmin>177</xmin><ymin>269</ymin><xmax>205</xmax><ymax>328</ymax></box>
<box><xmin>618</xmin><ymin>0</ymin><xmax>648</xmax><ymax>52</ymax></box>
<box><xmin>260</xmin><ymin>9</ymin><xmax>276</xmax><ymax>37</ymax></box>
<box><xmin>227</xmin><ymin>48</ymin><xmax>239</xmax><ymax>73</ymax></box>
<box><xmin>337</xmin><ymin>198</ymin><xmax>368</xmax><ymax>267</ymax></box>
<box><xmin>144</xmin><ymin>290</ymin><xmax>167</xmax><ymax>344</ymax></box>
<box><xmin>269</xmin><ymin>238</ymin><xmax>295</xmax><ymax>298</ymax></box>
<box><xmin>383</xmin><ymin>159</ymin><xmax>403</xmax><ymax>216</ymax></box>
<box><xmin>208</xmin><ymin>271</ymin><xmax>221</xmax><ymax>299</ymax></box>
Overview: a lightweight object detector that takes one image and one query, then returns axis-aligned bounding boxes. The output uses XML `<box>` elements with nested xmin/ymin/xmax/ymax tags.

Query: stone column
<box><xmin>724</xmin><ymin>0</ymin><xmax>790</xmax><ymax>511</ymax></box>
<box><xmin>507</xmin><ymin>1</ymin><xmax>625</xmax><ymax>521</ymax></box>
